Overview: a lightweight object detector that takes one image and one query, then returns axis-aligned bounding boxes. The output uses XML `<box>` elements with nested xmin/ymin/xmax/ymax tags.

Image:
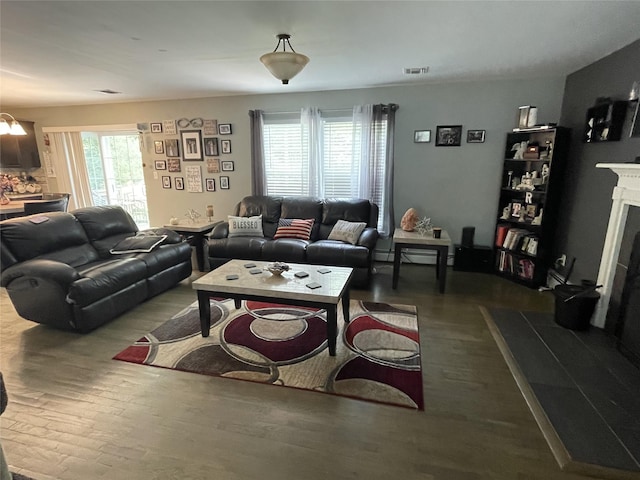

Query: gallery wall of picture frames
<box><xmin>413</xmin><ymin>126</ymin><xmax>486</xmax><ymax>145</ymax></box>
<box><xmin>146</xmin><ymin>118</ymin><xmax>237</xmax><ymax>195</ymax></box>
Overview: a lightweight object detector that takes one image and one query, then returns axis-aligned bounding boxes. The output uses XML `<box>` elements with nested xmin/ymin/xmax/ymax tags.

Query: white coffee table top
<box><xmin>163</xmin><ymin>220</ymin><xmax>217</xmax><ymax>232</ymax></box>
<box><xmin>192</xmin><ymin>260</ymin><xmax>353</xmax><ymax>305</ymax></box>
<box><xmin>393</xmin><ymin>228</ymin><xmax>451</xmax><ymax>247</ymax></box>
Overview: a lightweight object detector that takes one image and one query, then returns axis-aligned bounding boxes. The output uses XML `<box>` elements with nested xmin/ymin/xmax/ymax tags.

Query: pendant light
<box><xmin>0</xmin><ymin>113</ymin><xmax>27</xmax><ymax>135</ymax></box>
<box><xmin>260</xmin><ymin>34</ymin><xmax>309</xmax><ymax>85</ymax></box>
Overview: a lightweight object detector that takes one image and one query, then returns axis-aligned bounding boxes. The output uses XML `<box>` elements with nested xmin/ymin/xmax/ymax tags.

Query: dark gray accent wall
<box><xmin>557</xmin><ymin>39</ymin><xmax>640</xmax><ymax>284</ymax></box>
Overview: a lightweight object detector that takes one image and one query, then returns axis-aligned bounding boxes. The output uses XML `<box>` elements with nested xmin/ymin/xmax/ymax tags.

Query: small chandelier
<box><xmin>0</xmin><ymin>113</ymin><xmax>27</xmax><ymax>135</ymax></box>
<box><xmin>260</xmin><ymin>34</ymin><xmax>309</xmax><ymax>85</ymax></box>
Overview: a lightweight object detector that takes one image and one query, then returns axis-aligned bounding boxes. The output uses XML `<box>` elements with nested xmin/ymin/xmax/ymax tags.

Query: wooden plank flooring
<box><xmin>0</xmin><ymin>263</ymin><xmax>603</xmax><ymax>479</ymax></box>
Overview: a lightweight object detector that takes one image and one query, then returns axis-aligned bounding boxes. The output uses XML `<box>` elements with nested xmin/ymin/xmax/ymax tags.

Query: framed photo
<box><xmin>435</xmin><ymin>125</ymin><xmax>462</xmax><ymax>146</ymax></box>
<box><xmin>510</xmin><ymin>200</ymin><xmax>524</xmax><ymax>219</ymax></box>
<box><xmin>221</xmin><ymin>160</ymin><xmax>234</xmax><ymax>172</ymax></box>
<box><xmin>167</xmin><ymin>158</ymin><xmax>181</xmax><ymax>172</ymax></box>
<box><xmin>165</xmin><ymin>139</ymin><xmax>180</xmax><ymax>157</ymax></box>
<box><xmin>163</xmin><ymin>120</ymin><xmax>177</xmax><ymax>135</ymax></box>
<box><xmin>154</xmin><ymin>140</ymin><xmax>165</xmax><ymax>154</ymax></box>
<box><xmin>203</xmin><ymin>137</ymin><xmax>219</xmax><ymax>156</ymax></box>
<box><xmin>181</xmin><ymin>130</ymin><xmax>203</xmax><ymax>161</ymax></box>
<box><xmin>175</xmin><ymin>177</ymin><xmax>184</xmax><ymax>190</ymax></box>
<box><xmin>161</xmin><ymin>176</ymin><xmax>171</xmax><ymax>189</ymax></box>
<box><xmin>221</xmin><ymin>139</ymin><xmax>231</xmax><ymax>154</ymax></box>
<box><xmin>205</xmin><ymin>178</ymin><xmax>216</xmax><ymax>192</ymax></box>
<box><xmin>220</xmin><ymin>176</ymin><xmax>230</xmax><ymax>189</ymax></box>
<box><xmin>150</xmin><ymin>122</ymin><xmax>163</xmax><ymax>133</ymax></box>
<box><xmin>467</xmin><ymin>129</ymin><xmax>486</xmax><ymax>143</ymax></box>
<box><xmin>414</xmin><ymin>130</ymin><xmax>431</xmax><ymax>143</ymax></box>
<box><xmin>218</xmin><ymin>124</ymin><xmax>232</xmax><ymax>135</ymax></box>
<box><xmin>525</xmin><ymin>203</ymin><xmax>538</xmax><ymax>222</ymax></box>
<box><xmin>203</xmin><ymin>119</ymin><xmax>218</xmax><ymax>136</ymax></box>
<box><xmin>154</xmin><ymin>160</ymin><xmax>167</xmax><ymax>170</ymax></box>
<box><xmin>185</xmin><ymin>165</ymin><xmax>203</xmax><ymax>192</ymax></box>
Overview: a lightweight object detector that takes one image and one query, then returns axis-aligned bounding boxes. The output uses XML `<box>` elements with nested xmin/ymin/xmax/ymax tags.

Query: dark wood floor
<box><xmin>1</xmin><ymin>263</ymin><xmax>607</xmax><ymax>480</ymax></box>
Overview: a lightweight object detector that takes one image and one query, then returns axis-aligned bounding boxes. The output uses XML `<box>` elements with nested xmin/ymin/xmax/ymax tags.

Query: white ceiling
<box><xmin>2</xmin><ymin>1</ymin><xmax>640</xmax><ymax>108</ymax></box>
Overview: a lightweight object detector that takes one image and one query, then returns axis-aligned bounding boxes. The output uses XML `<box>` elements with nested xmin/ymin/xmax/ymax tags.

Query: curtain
<box><xmin>380</xmin><ymin>103</ymin><xmax>397</xmax><ymax>237</ymax></box>
<box><xmin>49</xmin><ymin>132</ymin><xmax>93</xmax><ymax>210</ymax></box>
<box><xmin>301</xmin><ymin>107</ymin><xmax>323</xmax><ymax>197</ymax></box>
<box><xmin>249</xmin><ymin>110</ymin><xmax>266</xmax><ymax>196</ymax></box>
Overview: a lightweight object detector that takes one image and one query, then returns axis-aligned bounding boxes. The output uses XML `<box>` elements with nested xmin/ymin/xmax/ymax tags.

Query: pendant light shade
<box><xmin>0</xmin><ymin>113</ymin><xmax>27</xmax><ymax>135</ymax></box>
<box><xmin>260</xmin><ymin>34</ymin><xmax>309</xmax><ymax>85</ymax></box>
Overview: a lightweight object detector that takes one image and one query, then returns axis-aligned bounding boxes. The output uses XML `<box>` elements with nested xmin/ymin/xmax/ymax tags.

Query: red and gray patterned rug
<box><xmin>114</xmin><ymin>298</ymin><xmax>423</xmax><ymax>409</ymax></box>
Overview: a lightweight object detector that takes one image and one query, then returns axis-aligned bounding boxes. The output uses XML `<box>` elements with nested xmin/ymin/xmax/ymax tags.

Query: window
<box><xmin>262</xmin><ymin>109</ymin><xmax>389</xmax><ymax>232</ymax></box>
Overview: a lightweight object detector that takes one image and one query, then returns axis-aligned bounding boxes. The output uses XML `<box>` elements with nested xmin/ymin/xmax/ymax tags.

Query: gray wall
<box><xmin>9</xmin><ymin>76</ymin><xmax>565</xmax><ymax>249</ymax></box>
<box><xmin>557</xmin><ymin>39</ymin><xmax>640</xmax><ymax>283</ymax></box>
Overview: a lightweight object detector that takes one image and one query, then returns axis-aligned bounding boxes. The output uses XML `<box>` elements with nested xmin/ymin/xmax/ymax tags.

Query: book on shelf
<box><xmin>518</xmin><ymin>259</ymin><xmax>535</xmax><ymax>279</ymax></box>
<box><xmin>495</xmin><ymin>225</ymin><xmax>510</xmax><ymax>246</ymax></box>
<box><xmin>502</xmin><ymin>228</ymin><xmax>529</xmax><ymax>251</ymax></box>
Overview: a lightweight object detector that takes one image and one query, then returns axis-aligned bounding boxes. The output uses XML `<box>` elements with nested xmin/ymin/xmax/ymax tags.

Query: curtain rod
<box><xmin>259</xmin><ymin>104</ymin><xmax>398</xmax><ymax>116</ymax></box>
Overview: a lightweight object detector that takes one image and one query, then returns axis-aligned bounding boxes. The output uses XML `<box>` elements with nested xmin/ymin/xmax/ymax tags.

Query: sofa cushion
<box><xmin>328</xmin><ymin>220</ymin><xmax>367</xmax><ymax>245</ymax></box>
<box><xmin>273</xmin><ymin>218</ymin><xmax>314</xmax><ymax>240</ymax></box>
<box><xmin>228</xmin><ymin>215</ymin><xmax>264</xmax><ymax>237</ymax></box>
<box><xmin>74</xmin><ymin>206</ymin><xmax>139</xmax><ymax>257</ymax></box>
<box><xmin>306</xmin><ymin>240</ymin><xmax>371</xmax><ymax>268</ymax></box>
<box><xmin>261</xmin><ymin>238</ymin><xmax>309</xmax><ymax>263</ymax></box>
<box><xmin>110</xmin><ymin>234</ymin><xmax>168</xmax><ymax>254</ymax></box>
<box><xmin>208</xmin><ymin>236</ymin><xmax>269</xmax><ymax>260</ymax></box>
<box><xmin>280</xmin><ymin>197</ymin><xmax>323</xmax><ymax>240</ymax></box>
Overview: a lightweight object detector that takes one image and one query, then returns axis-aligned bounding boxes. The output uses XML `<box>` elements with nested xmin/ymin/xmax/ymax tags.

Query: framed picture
<box><xmin>435</xmin><ymin>125</ymin><xmax>463</xmax><ymax>146</ymax></box>
<box><xmin>175</xmin><ymin>177</ymin><xmax>184</xmax><ymax>190</ymax></box>
<box><xmin>154</xmin><ymin>160</ymin><xmax>167</xmax><ymax>170</ymax></box>
<box><xmin>203</xmin><ymin>119</ymin><xmax>218</xmax><ymax>136</ymax></box>
<box><xmin>150</xmin><ymin>122</ymin><xmax>163</xmax><ymax>133</ymax></box>
<box><xmin>221</xmin><ymin>139</ymin><xmax>231</xmax><ymax>154</ymax></box>
<box><xmin>207</xmin><ymin>158</ymin><xmax>220</xmax><ymax>173</ymax></box>
<box><xmin>203</xmin><ymin>137</ymin><xmax>219</xmax><ymax>156</ymax></box>
<box><xmin>414</xmin><ymin>130</ymin><xmax>431</xmax><ymax>143</ymax></box>
<box><xmin>220</xmin><ymin>176</ymin><xmax>230</xmax><ymax>189</ymax></box>
<box><xmin>161</xmin><ymin>176</ymin><xmax>171</xmax><ymax>189</ymax></box>
<box><xmin>185</xmin><ymin>165</ymin><xmax>203</xmax><ymax>192</ymax></box>
<box><xmin>154</xmin><ymin>140</ymin><xmax>164</xmax><ymax>154</ymax></box>
<box><xmin>221</xmin><ymin>160</ymin><xmax>234</xmax><ymax>172</ymax></box>
<box><xmin>205</xmin><ymin>178</ymin><xmax>216</xmax><ymax>192</ymax></box>
<box><xmin>218</xmin><ymin>124</ymin><xmax>232</xmax><ymax>135</ymax></box>
<box><xmin>467</xmin><ymin>130</ymin><xmax>486</xmax><ymax>143</ymax></box>
<box><xmin>163</xmin><ymin>120</ymin><xmax>177</xmax><ymax>135</ymax></box>
<box><xmin>165</xmin><ymin>139</ymin><xmax>180</xmax><ymax>157</ymax></box>
<box><xmin>525</xmin><ymin>203</ymin><xmax>538</xmax><ymax>222</ymax></box>
<box><xmin>510</xmin><ymin>200</ymin><xmax>524</xmax><ymax>219</ymax></box>
<box><xmin>181</xmin><ymin>130</ymin><xmax>203</xmax><ymax>161</ymax></box>
<box><xmin>167</xmin><ymin>158</ymin><xmax>181</xmax><ymax>172</ymax></box>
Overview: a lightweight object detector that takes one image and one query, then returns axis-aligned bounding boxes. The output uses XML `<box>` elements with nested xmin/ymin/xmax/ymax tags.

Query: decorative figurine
<box><xmin>512</xmin><ymin>141</ymin><xmax>528</xmax><ymax>160</ymax></box>
<box><xmin>415</xmin><ymin>216</ymin><xmax>433</xmax><ymax>236</ymax></box>
<box><xmin>501</xmin><ymin>203</ymin><xmax>511</xmax><ymax>220</ymax></box>
<box><xmin>401</xmin><ymin>208</ymin><xmax>420</xmax><ymax>231</ymax></box>
<box><xmin>185</xmin><ymin>209</ymin><xmax>201</xmax><ymax>224</ymax></box>
<box><xmin>532</xmin><ymin>208</ymin><xmax>543</xmax><ymax>225</ymax></box>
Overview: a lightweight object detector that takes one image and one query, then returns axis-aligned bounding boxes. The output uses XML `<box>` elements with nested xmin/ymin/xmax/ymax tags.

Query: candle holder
<box><xmin>206</xmin><ymin>205</ymin><xmax>214</xmax><ymax>222</ymax></box>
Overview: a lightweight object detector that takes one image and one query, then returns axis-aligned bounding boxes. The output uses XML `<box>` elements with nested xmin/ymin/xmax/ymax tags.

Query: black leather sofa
<box><xmin>207</xmin><ymin>196</ymin><xmax>379</xmax><ymax>288</ymax></box>
<box><xmin>0</xmin><ymin>206</ymin><xmax>192</xmax><ymax>332</ymax></box>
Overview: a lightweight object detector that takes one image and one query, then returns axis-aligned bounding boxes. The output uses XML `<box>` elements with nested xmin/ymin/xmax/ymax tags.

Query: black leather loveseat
<box><xmin>207</xmin><ymin>196</ymin><xmax>379</xmax><ymax>288</ymax></box>
<box><xmin>0</xmin><ymin>206</ymin><xmax>192</xmax><ymax>332</ymax></box>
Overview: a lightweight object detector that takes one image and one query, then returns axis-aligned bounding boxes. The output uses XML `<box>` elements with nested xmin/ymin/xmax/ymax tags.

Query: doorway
<box><xmin>81</xmin><ymin>132</ymin><xmax>150</xmax><ymax>228</ymax></box>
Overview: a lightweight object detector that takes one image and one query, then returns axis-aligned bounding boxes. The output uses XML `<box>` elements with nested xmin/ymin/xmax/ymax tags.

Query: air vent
<box><xmin>95</xmin><ymin>89</ymin><xmax>122</xmax><ymax>95</ymax></box>
<box><xmin>403</xmin><ymin>67</ymin><xmax>429</xmax><ymax>75</ymax></box>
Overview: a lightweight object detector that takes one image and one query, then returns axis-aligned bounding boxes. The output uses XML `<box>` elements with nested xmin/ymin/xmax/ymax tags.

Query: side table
<box><xmin>392</xmin><ymin>229</ymin><xmax>451</xmax><ymax>293</ymax></box>
<box><xmin>163</xmin><ymin>220</ymin><xmax>219</xmax><ymax>272</ymax></box>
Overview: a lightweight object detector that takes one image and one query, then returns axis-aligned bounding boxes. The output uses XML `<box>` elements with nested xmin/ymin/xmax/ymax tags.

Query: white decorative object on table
<box><xmin>415</xmin><ymin>217</ymin><xmax>433</xmax><ymax>236</ymax></box>
<box><xmin>185</xmin><ymin>209</ymin><xmax>201</xmax><ymax>224</ymax></box>
<box><xmin>265</xmin><ymin>262</ymin><xmax>290</xmax><ymax>276</ymax></box>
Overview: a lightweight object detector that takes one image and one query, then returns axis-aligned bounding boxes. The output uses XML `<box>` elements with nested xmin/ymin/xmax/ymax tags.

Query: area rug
<box><xmin>114</xmin><ymin>298</ymin><xmax>423</xmax><ymax>409</ymax></box>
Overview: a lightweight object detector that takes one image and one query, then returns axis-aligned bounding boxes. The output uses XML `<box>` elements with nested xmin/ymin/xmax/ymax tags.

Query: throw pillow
<box><xmin>110</xmin><ymin>234</ymin><xmax>167</xmax><ymax>254</ymax></box>
<box><xmin>273</xmin><ymin>218</ymin><xmax>314</xmax><ymax>240</ymax></box>
<box><xmin>328</xmin><ymin>220</ymin><xmax>367</xmax><ymax>245</ymax></box>
<box><xmin>228</xmin><ymin>215</ymin><xmax>264</xmax><ymax>237</ymax></box>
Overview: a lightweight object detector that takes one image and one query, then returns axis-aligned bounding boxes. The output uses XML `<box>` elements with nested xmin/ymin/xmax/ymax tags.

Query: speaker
<box><xmin>461</xmin><ymin>226</ymin><xmax>475</xmax><ymax>248</ymax></box>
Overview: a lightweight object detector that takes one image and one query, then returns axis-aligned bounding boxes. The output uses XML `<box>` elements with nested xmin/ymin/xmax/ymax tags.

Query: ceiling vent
<box><xmin>95</xmin><ymin>89</ymin><xmax>122</xmax><ymax>95</ymax></box>
<box><xmin>403</xmin><ymin>67</ymin><xmax>429</xmax><ymax>75</ymax></box>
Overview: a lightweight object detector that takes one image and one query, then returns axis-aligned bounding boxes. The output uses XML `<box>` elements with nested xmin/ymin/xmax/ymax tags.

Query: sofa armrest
<box><xmin>209</xmin><ymin>221</ymin><xmax>230</xmax><ymax>239</ymax></box>
<box><xmin>0</xmin><ymin>259</ymin><xmax>81</xmax><ymax>289</ymax></box>
<box><xmin>357</xmin><ymin>227</ymin><xmax>379</xmax><ymax>250</ymax></box>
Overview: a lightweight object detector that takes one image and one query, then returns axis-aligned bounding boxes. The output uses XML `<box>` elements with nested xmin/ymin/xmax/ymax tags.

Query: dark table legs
<box><xmin>392</xmin><ymin>243</ymin><xmax>448</xmax><ymax>293</ymax></box>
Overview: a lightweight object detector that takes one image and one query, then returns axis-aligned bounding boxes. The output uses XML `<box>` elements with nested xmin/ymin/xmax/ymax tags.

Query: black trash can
<box><xmin>553</xmin><ymin>284</ymin><xmax>600</xmax><ymax>330</ymax></box>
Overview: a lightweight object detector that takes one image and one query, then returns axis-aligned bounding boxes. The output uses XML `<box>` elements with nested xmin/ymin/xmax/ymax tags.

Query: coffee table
<box><xmin>192</xmin><ymin>260</ymin><xmax>354</xmax><ymax>356</ymax></box>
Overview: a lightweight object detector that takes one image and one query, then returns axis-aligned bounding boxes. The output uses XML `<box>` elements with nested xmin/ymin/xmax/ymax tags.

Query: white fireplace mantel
<box><xmin>593</xmin><ymin>163</ymin><xmax>640</xmax><ymax>328</ymax></box>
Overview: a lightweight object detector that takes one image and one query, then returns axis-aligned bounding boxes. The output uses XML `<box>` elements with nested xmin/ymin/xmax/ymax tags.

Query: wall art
<box><xmin>467</xmin><ymin>130</ymin><xmax>486</xmax><ymax>143</ymax></box>
<box><xmin>162</xmin><ymin>176</ymin><xmax>171</xmax><ymax>189</ymax></box>
<box><xmin>167</xmin><ymin>158</ymin><xmax>181</xmax><ymax>172</ymax></box>
<box><xmin>181</xmin><ymin>130</ymin><xmax>203</xmax><ymax>161</ymax></box>
<box><xmin>150</xmin><ymin>123</ymin><xmax>163</xmax><ymax>133</ymax></box>
<box><xmin>163</xmin><ymin>120</ymin><xmax>177</xmax><ymax>135</ymax></box>
<box><xmin>218</xmin><ymin>124</ymin><xmax>232</xmax><ymax>135</ymax></box>
<box><xmin>165</xmin><ymin>139</ymin><xmax>180</xmax><ymax>157</ymax></box>
<box><xmin>207</xmin><ymin>158</ymin><xmax>220</xmax><ymax>173</ymax></box>
<box><xmin>204</xmin><ymin>137</ymin><xmax>219</xmax><ymax>156</ymax></box>
<box><xmin>205</xmin><ymin>178</ymin><xmax>216</xmax><ymax>192</ymax></box>
<box><xmin>175</xmin><ymin>177</ymin><xmax>184</xmax><ymax>190</ymax></box>
<box><xmin>221</xmin><ymin>139</ymin><xmax>231</xmax><ymax>154</ymax></box>
<box><xmin>220</xmin><ymin>176</ymin><xmax>230</xmax><ymax>189</ymax></box>
<box><xmin>203</xmin><ymin>119</ymin><xmax>218</xmax><ymax>136</ymax></box>
<box><xmin>154</xmin><ymin>140</ymin><xmax>164</xmax><ymax>154</ymax></box>
<box><xmin>185</xmin><ymin>165</ymin><xmax>203</xmax><ymax>192</ymax></box>
<box><xmin>154</xmin><ymin>160</ymin><xmax>167</xmax><ymax>170</ymax></box>
<box><xmin>435</xmin><ymin>125</ymin><xmax>462</xmax><ymax>146</ymax></box>
<box><xmin>221</xmin><ymin>160</ymin><xmax>234</xmax><ymax>172</ymax></box>
<box><xmin>414</xmin><ymin>130</ymin><xmax>431</xmax><ymax>143</ymax></box>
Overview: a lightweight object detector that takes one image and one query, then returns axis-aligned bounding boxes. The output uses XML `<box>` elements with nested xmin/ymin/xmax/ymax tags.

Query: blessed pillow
<box><xmin>328</xmin><ymin>220</ymin><xmax>367</xmax><ymax>245</ymax></box>
<box><xmin>228</xmin><ymin>215</ymin><xmax>264</xmax><ymax>237</ymax></box>
<box><xmin>273</xmin><ymin>218</ymin><xmax>314</xmax><ymax>240</ymax></box>
<box><xmin>110</xmin><ymin>234</ymin><xmax>167</xmax><ymax>254</ymax></box>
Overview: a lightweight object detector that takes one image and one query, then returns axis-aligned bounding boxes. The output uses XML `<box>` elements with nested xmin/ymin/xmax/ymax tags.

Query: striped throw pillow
<box><xmin>273</xmin><ymin>218</ymin><xmax>314</xmax><ymax>240</ymax></box>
